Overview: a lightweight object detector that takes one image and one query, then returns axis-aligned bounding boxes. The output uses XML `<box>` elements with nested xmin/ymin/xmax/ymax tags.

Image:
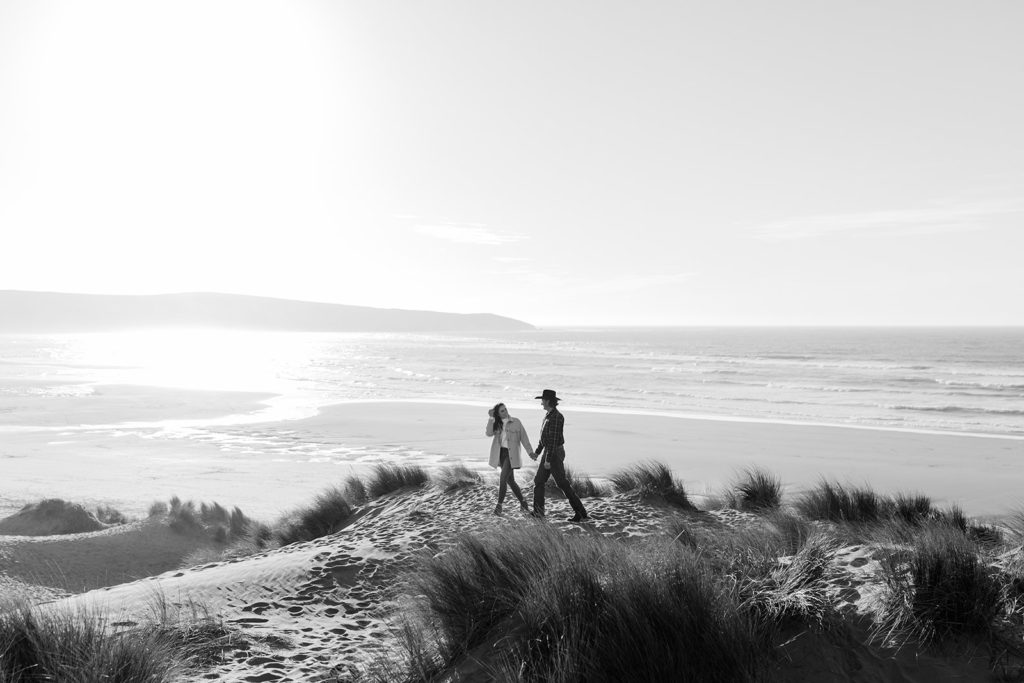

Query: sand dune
<box><xmin>6</xmin><ymin>479</ymin><xmax>1006</xmax><ymax>682</ymax></box>
<box><xmin>1</xmin><ymin>517</ymin><xmax>226</xmax><ymax>594</ymax></box>
<box><xmin>35</xmin><ymin>485</ymin><xmax>731</xmax><ymax>680</ymax></box>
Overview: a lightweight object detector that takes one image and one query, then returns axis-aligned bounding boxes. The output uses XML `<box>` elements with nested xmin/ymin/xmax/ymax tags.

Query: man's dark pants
<box><xmin>532</xmin><ymin>446</ymin><xmax>587</xmax><ymax>517</ymax></box>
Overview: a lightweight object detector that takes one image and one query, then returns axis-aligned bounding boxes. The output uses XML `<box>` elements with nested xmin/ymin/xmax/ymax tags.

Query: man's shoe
<box><xmin>519</xmin><ymin>501</ymin><xmax>530</xmax><ymax>513</ymax></box>
<box><xmin>568</xmin><ymin>513</ymin><xmax>590</xmax><ymax>523</ymax></box>
<box><xmin>493</xmin><ymin>504</ymin><xmax>502</xmax><ymax>515</ymax></box>
<box><xmin>530</xmin><ymin>510</ymin><xmax>545</xmax><ymax>518</ymax></box>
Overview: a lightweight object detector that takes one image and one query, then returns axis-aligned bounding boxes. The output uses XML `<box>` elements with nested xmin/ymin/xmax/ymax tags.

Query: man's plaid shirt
<box><xmin>536</xmin><ymin>407</ymin><xmax>565</xmax><ymax>455</ymax></box>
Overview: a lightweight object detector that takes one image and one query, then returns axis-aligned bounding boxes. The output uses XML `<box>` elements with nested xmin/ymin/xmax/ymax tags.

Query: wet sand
<box><xmin>2</xmin><ymin>389</ymin><xmax>1022</xmax><ymax>521</ymax></box>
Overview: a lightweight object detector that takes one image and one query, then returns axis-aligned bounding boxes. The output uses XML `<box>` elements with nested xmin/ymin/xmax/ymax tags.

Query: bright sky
<box><xmin>1</xmin><ymin>1</ymin><xmax>1021</xmax><ymax>326</ymax></box>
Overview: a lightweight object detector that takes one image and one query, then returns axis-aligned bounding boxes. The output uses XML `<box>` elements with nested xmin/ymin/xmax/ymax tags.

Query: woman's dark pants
<box><xmin>498</xmin><ymin>447</ymin><xmax>525</xmax><ymax>505</ymax></box>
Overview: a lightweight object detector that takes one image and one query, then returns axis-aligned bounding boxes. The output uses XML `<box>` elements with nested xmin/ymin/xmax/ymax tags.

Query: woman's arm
<box><xmin>486</xmin><ymin>417</ymin><xmax>495</xmax><ymax>437</ymax></box>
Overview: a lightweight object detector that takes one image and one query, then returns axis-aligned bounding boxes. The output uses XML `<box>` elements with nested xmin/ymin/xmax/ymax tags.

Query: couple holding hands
<box><xmin>485</xmin><ymin>389</ymin><xmax>589</xmax><ymax>523</ymax></box>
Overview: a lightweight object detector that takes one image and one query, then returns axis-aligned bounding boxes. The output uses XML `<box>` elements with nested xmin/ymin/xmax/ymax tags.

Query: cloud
<box><xmin>571</xmin><ymin>272</ymin><xmax>697</xmax><ymax>295</ymax></box>
<box><xmin>494</xmin><ymin>267</ymin><xmax>696</xmax><ymax>296</ymax></box>
<box><xmin>413</xmin><ymin>223</ymin><xmax>527</xmax><ymax>246</ymax></box>
<box><xmin>493</xmin><ymin>256</ymin><xmax>530</xmax><ymax>263</ymax></box>
<box><xmin>749</xmin><ymin>199</ymin><xmax>1023</xmax><ymax>242</ymax></box>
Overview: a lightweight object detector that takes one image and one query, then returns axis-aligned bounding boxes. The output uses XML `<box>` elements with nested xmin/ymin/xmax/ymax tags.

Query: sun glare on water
<box><xmin>67</xmin><ymin>329</ymin><xmax>313</xmax><ymax>395</ymax></box>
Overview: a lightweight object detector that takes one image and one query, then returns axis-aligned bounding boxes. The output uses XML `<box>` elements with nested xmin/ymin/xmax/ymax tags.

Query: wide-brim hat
<box><xmin>534</xmin><ymin>389</ymin><xmax>559</xmax><ymax>401</ymax></box>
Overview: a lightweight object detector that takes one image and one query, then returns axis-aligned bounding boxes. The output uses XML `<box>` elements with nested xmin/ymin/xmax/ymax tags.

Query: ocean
<box><xmin>1</xmin><ymin>327</ymin><xmax>1022</xmax><ymax>438</ymax></box>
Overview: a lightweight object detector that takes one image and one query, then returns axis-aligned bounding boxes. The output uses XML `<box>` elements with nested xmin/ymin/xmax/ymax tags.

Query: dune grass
<box><xmin>873</xmin><ymin>521</ymin><xmax>1024</xmax><ymax>659</ymax></box>
<box><xmin>432</xmin><ymin>464</ymin><xmax>482</xmax><ymax>492</ymax></box>
<box><xmin>360</xmin><ymin>461</ymin><xmax>1024</xmax><ymax>679</ymax></box>
<box><xmin>609</xmin><ymin>461</ymin><xmax>694</xmax><ymax>509</ymax></box>
<box><xmin>796</xmin><ymin>480</ymin><xmax>965</xmax><ymax>527</ymax></box>
<box><xmin>731</xmin><ymin>466</ymin><xmax>784</xmax><ymax>513</ymax></box>
<box><xmin>741</xmin><ymin>532</ymin><xmax>839</xmax><ymax>627</ymax></box>
<box><xmin>178</xmin><ymin>466</ymin><xmax>433</xmax><ymax>561</ymax></box>
<box><xmin>11</xmin><ymin>458</ymin><xmax>1024</xmax><ymax>680</ymax></box>
<box><xmin>95</xmin><ymin>504</ymin><xmax>130</xmax><ymax>526</ymax></box>
<box><xmin>793</xmin><ymin>481</ymin><xmax>998</xmax><ymax>549</ymax></box>
<box><xmin>371</xmin><ymin>525</ymin><xmax>773</xmax><ymax>682</ymax></box>
<box><xmin>0</xmin><ymin>601</ymin><xmax>232</xmax><ymax>682</ymax></box>
<box><xmin>343</xmin><ymin>475</ymin><xmax>369</xmax><ymax>505</ymax></box>
<box><xmin>796</xmin><ymin>480</ymin><xmax>888</xmax><ymax>524</ymax></box>
<box><xmin>365</xmin><ymin>513</ymin><xmax>850</xmax><ymax>683</ymax></box>
<box><xmin>544</xmin><ymin>467</ymin><xmax>608</xmax><ymax>499</ymax></box>
<box><xmin>273</xmin><ymin>486</ymin><xmax>354</xmax><ymax>546</ymax></box>
<box><xmin>366</xmin><ymin>463</ymin><xmax>430</xmax><ymax>498</ymax></box>
<box><xmin>264</xmin><ymin>468</ymin><xmax>435</xmax><ymax>547</ymax></box>
<box><xmin>0</xmin><ymin>499</ymin><xmax>107</xmax><ymax>536</ymax></box>
<box><xmin>149</xmin><ymin>496</ymin><xmax>256</xmax><ymax>545</ymax></box>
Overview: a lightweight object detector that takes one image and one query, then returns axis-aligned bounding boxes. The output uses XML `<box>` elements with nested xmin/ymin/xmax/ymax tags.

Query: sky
<box><xmin>0</xmin><ymin>1</ymin><xmax>1021</xmax><ymax>327</ymax></box>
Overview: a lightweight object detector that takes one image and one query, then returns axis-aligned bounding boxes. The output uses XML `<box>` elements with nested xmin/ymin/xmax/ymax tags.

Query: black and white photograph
<box><xmin>1</xmin><ymin>1</ymin><xmax>1023</xmax><ymax>680</ymax></box>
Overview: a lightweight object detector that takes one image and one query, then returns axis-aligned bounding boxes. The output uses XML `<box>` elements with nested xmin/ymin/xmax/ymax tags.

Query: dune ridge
<box><xmin>5</xmin><ymin>471</ymin><xmax>1020</xmax><ymax>682</ymax></box>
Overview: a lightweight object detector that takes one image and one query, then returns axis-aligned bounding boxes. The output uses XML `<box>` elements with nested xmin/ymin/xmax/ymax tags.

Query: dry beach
<box><xmin>3</xmin><ymin>383</ymin><xmax>1024</xmax><ymax>681</ymax></box>
<box><xmin>2</xmin><ymin>384</ymin><xmax>1022</xmax><ymax>521</ymax></box>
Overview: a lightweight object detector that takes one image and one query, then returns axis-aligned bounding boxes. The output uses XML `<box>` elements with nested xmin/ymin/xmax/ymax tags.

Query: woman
<box><xmin>486</xmin><ymin>402</ymin><xmax>535</xmax><ymax>515</ymax></box>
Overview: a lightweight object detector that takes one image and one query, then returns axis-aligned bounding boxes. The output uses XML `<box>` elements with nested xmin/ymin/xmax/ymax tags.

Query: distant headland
<box><xmin>0</xmin><ymin>291</ymin><xmax>534</xmax><ymax>332</ymax></box>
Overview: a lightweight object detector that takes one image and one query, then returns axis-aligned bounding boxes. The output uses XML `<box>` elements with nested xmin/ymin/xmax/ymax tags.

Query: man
<box><xmin>531</xmin><ymin>389</ymin><xmax>589</xmax><ymax>523</ymax></box>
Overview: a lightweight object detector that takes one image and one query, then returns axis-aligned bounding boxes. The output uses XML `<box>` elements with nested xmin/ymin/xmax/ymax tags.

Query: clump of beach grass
<box><xmin>609</xmin><ymin>461</ymin><xmax>694</xmax><ymax>509</ymax></box>
<box><xmin>153</xmin><ymin>496</ymin><xmax>255</xmax><ymax>545</ymax></box>
<box><xmin>544</xmin><ymin>467</ymin><xmax>608</xmax><ymax>499</ymax></box>
<box><xmin>343</xmin><ymin>474</ymin><xmax>369</xmax><ymax>505</ymax></box>
<box><xmin>366</xmin><ymin>463</ymin><xmax>430</xmax><ymax>498</ymax></box>
<box><xmin>741</xmin><ymin>532</ymin><xmax>840</xmax><ymax>627</ymax></box>
<box><xmin>0</xmin><ymin>499</ymin><xmax>107</xmax><ymax>536</ymax></box>
<box><xmin>731</xmin><ymin>466</ymin><xmax>783</xmax><ymax>513</ymax></box>
<box><xmin>273</xmin><ymin>486</ymin><xmax>355</xmax><ymax>546</ymax></box>
<box><xmin>433</xmin><ymin>464</ymin><xmax>482</xmax><ymax>492</ymax></box>
<box><xmin>873</xmin><ymin>522</ymin><xmax>1021</xmax><ymax>655</ymax></box>
<box><xmin>794</xmin><ymin>481</ymin><xmax>999</xmax><ymax>550</ymax></box>
<box><xmin>892</xmin><ymin>492</ymin><xmax>934</xmax><ymax>526</ymax></box>
<box><xmin>371</xmin><ymin>525</ymin><xmax>771</xmax><ymax>682</ymax></box>
<box><xmin>796</xmin><ymin>480</ymin><xmax>887</xmax><ymax>525</ymax></box>
<box><xmin>95</xmin><ymin>504</ymin><xmax>130</xmax><ymax>525</ymax></box>
<box><xmin>0</xmin><ymin>600</ymin><xmax>234</xmax><ymax>682</ymax></box>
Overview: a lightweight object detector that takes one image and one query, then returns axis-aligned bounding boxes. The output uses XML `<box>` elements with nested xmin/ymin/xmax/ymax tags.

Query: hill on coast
<box><xmin>0</xmin><ymin>291</ymin><xmax>534</xmax><ymax>333</ymax></box>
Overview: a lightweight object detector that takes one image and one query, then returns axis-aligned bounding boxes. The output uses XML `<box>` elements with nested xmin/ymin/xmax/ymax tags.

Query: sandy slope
<box><xmin>1</xmin><ymin>518</ymin><xmax>222</xmax><ymax>593</ymax></box>
<box><xmin>12</xmin><ymin>482</ymin><xmax>1012</xmax><ymax>682</ymax></box>
<box><xmin>40</xmin><ymin>484</ymin><xmax>719</xmax><ymax>681</ymax></box>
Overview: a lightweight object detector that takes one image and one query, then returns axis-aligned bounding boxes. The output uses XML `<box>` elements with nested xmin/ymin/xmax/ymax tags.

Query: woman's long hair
<box><xmin>492</xmin><ymin>403</ymin><xmax>506</xmax><ymax>432</ymax></box>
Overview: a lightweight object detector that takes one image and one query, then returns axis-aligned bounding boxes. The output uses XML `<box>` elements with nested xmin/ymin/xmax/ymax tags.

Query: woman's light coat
<box><xmin>486</xmin><ymin>416</ymin><xmax>534</xmax><ymax>469</ymax></box>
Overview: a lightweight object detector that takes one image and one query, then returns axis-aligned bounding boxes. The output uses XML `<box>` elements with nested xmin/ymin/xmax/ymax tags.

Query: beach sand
<box><xmin>23</xmin><ymin>482</ymin><xmax>1005</xmax><ymax>681</ymax></box>
<box><xmin>4</xmin><ymin>388</ymin><xmax>1024</xmax><ymax>681</ymax></box>
<box><xmin>2</xmin><ymin>388</ymin><xmax>1022</xmax><ymax>522</ymax></box>
<box><xmin>274</xmin><ymin>401</ymin><xmax>1024</xmax><ymax>517</ymax></box>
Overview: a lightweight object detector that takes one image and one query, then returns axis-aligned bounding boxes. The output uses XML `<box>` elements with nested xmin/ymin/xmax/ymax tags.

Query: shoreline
<box><xmin>301</xmin><ymin>397</ymin><xmax>1024</xmax><ymax>442</ymax></box>
<box><xmin>218</xmin><ymin>400</ymin><xmax>1024</xmax><ymax>518</ymax></box>
<box><xmin>1</xmin><ymin>390</ymin><xmax>1022</xmax><ymax>521</ymax></box>
<box><xmin>6</xmin><ymin>365</ymin><xmax>1024</xmax><ymax>441</ymax></box>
